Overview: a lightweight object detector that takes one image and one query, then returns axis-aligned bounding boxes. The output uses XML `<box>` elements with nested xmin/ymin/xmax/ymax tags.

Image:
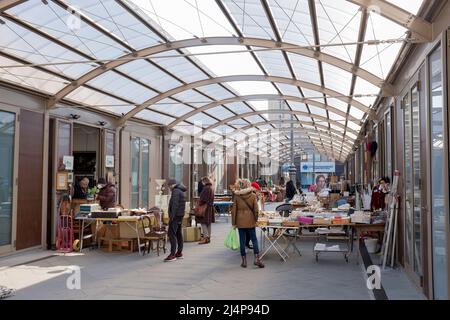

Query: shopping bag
<box><xmin>224</xmin><ymin>228</ymin><xmax>239</xmax><ymax>250</ymax></box>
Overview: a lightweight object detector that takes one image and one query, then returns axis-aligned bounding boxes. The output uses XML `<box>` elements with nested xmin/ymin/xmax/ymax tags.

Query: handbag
<box><xmin>193</xmin><ymin>203</ymin><xmax>207</xmax><ymax>218</ymax></box>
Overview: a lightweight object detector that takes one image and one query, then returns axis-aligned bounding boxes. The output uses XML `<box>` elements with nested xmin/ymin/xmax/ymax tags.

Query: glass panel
<box><xmin>205</xmin><ymin>106</ymin><xmax>235</xmax><ymax>120</ymax></box>
<box><xmin>222</xmin><ymin>0</ymin><xmax>275</xmax><ymax>39</ymax></box>
<box><xmin>254</xmin><ymin>49</ymin><xmax>292</xmax><ymax>78</ymax></box>
<box><xmin>323</xmin><ymin>62</ymin><xmax>352</xmax><ymax>94</ymax></box>
<box><xmin>360</xmin><ymin>12</ymin><xmax>406</xmax><ymax>79</ymax></box>
<box><xmin>141</xmin><ymin>139</ymin><xmax>149</xmax><ymax>208</ymax></box>
<box><xmin>411</xmin><ymin>84</ymin><xmax>422</xmax><ymax>277</ymax></box>
<box><xmin>117</xmin><ymin>60</ymin><xmax>182</xmax><ymax>92</ymax></box>
<box><xmin>105</xmin><ymin>131</ymin><xmax>115</xmax><ymax>156</ymax></box>
<box><xmin>288</xmin><ymin>53</ymin><xmax>321</xmax><ymax>85</ymax></box>
<box><xmin>151</xmin><ymin>51</ymin><xmax>209</xmax><ymax>83</ymax></box>
<box><xmin>429</xmin><ymin>45</ymin><xmax>448</xmax><ymax>299</ymax></box>
<box><xmin>403</xmin><ymin>92</ymin><xmax>413</xmax><ymax>267</ymax></box>
<box><xmin>385</xmin><ymin>0</ymin><xmax>424</xmax><ymax>14</ymax></box>
<box><xmin>268</xmin><ymin>0</ymin><xmax>313</xmax><ymax>46</ymax></box>
<box><xmin>169</xmin><ymin>144</ymin><xmax>183</xmax><ymax>183</ymax></box>
<box><xmin>0</xmin><ymin>111</ymin><xmax>15</xmax><ymax>246</ymax></box>
<box><xmin>0</xmin><ymin>56</ymin><xmax>67</xmax><ymax>95</ymax></box>
<box><xmin>385</xmin><ymin>111</ymin><xmax>392</xmax><ymax>178</ymax></box>
<box><xmin>57</xmin><ymin>121</ymin><xmax>71</xmax><ymax>170</ymax></box>
<box><xmin>131</xmin><ymin>137</ymin><xmax>139</xmax><ymax>209</ymax></box>
<box><xmin>71</xmin><ymin>0</ymin><xmax>161</xmax><ymax>50</ymax></box>
<box><xmin>87</xmin><ymin>71</ymin><xmax>157</xmax><ymax>104</ymax></box>
<box><xmin>150</xmin><ymin>98</ymin><xmax>194</xmax><ymax>118</ymax></box>
<box><xmin>8</xmin><ymin>0</ymin><xmax>128</xmax><ymax>60</ymax></box>
<box><xmin>315</xmin><ymin>0</ymin><xmax>360</xmax><ymax>63</ymax></box>
<box><xmin>135</xmin><ymin>109</ymin><xmax>176</xmax><ymax>125</ymax></box>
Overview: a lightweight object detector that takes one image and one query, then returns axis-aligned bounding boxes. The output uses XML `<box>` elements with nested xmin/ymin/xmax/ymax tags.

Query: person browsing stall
<box><xmin>96</xmin><ymin>177</ymin><xmax>116</xmax><ymax>210</ymax></box>
<box><xmin>196</xmin><ymin>177</ymin><xmax>215</xmax><ymax>244</ymax></box>
<box><xmin>73</xmin><ymin>177</ymin><xmax>89</xmax><ymax>199</ymax></box>
<box><xmin>164</xmin><ymin>178</ymin><xmax>187</xmax><ymax>262</ymax></box>
<box><xmin>231</xmin><ymin>179</ymin><xmax>264</xmax><ymax>269</ymax></box>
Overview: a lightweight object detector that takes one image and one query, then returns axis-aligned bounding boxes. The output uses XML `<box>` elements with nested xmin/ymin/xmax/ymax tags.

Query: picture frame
<box><xmin>67</xmin><ymin>172</ymin><xmax>74</xmax><ymax>184</ymax></box>
<box><xmin>105</xmin><ymin>155</ymin><xmax>114</xmax><ymax>168</ymax></box>
<box><xmin>56</xmin><ymin>172</ymin><xmax>69</xmax><ymax>190</ymax></box>
<box><xmin>63</xmin><ymin>155</ymin><xmax>74</xmax><ymax>170</ymax></box>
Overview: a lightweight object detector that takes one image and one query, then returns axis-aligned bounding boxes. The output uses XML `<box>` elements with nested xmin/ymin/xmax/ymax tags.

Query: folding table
<box><xmin>258</xmin><ymin>225</ymin><xmax>301</xmax><ymax>262</ymax></box>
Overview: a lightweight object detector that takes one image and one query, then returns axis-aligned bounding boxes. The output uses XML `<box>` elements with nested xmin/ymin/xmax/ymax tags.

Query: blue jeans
<box><xmin>238</xmin><ymin>228</ymin><xmax>259</xmax><ymax>257</ymax></box>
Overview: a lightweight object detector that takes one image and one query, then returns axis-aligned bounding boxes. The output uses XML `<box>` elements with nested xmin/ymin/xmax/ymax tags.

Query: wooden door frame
<box><xmin>51</xmin><ymin>118</ymin><xmax>73</xmax><ymax>246</ymax></box>
<box><xmin>0</xmin><ymin>105</ymin><xmax>19</xmax><ymax>255</ymax></box>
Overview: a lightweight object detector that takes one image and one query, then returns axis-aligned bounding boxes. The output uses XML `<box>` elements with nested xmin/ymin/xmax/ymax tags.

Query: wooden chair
<box><xmin>141</xmin><ymin>215</ymin><xmax>167</xmax><ymax>256</ymax></box>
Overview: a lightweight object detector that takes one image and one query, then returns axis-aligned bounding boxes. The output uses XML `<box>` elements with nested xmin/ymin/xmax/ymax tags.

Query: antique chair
<box><xmin>141</xmin><ymin>215</ymin><xmax>167</xmax><ymax>256</ymax></box>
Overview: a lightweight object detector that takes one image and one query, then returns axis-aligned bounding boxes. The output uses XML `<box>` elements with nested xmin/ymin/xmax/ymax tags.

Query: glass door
<box><xmin>428</xmin><ymin>45</ymin><xmax>448</xmax><ymax>299</ymax></box>
<box><xmin>0</xmin><ymin>110</ymin><xmax>16</xmax><ymax>253</ymax></box>
<box><xmin>403</xmin><ymin>75</ymin><xmax>424</xmax><ymax>286</ymax></box>
<box><xmin>130</xmin><ymin>137</ymin><xmax>150</xmax><ymax>209</ymax></box>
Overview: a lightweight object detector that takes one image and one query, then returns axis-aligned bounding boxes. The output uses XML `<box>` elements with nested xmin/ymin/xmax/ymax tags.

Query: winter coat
<box><xmin>231</xmin><ymin>187</ymin><xmax>259</xmax><ymax>229</ymax></box>
<box><xmin>370</xmin><ymin>185</ymin><xmax>387</xmax><ymax>210</ymax></box>
<box><xmin>196</xmin><ymin>183</ymin><xmax>215</xmax><ymax>225</ymax></box>
<box><xmin>97</xmin><ymin>183</ymin><xmax>116</xmax><ymax>209</ymax></box>
<box><xmin>168</xmin><ymin>184</ymin><xmax>187</xmax><ymax>218</ymax></box>
<box><xmin>286</xmin><ymin>181</ymin><xmax>297</xmax><ymax>200</ymax></box>
<box><xmin>197</xmin><ymin>181</ymin><xmax>204</xmax><ymax>195</ymax></box>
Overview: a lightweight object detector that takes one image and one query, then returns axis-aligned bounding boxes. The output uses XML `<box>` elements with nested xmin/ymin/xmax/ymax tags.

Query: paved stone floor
<box><xmin>1</xmin><ymin>216</ymin><xmax>375</xmax><ymax>300</ymax></box>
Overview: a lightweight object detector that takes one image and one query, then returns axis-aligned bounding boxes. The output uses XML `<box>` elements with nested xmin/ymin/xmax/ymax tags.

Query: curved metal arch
<box><xmin>49</xmin><ymin>37</ymin><xmax>391</xmax><ymax>107</ymax></box>
<box><xmin>196</xmin><ymin>109</ymin><xmax>359</xmax><ymax>136</ymax></box>
<box><xmin>167</xmin><ymin>94</ymin><xmax>360</xmax><ymax>129</ymax></box>
<box><xmin>121</xmin><ymin>75</ymin><xmax>371</xmax><ymax>122</ymax></box>
<box><xmin>226</xmin><ymin>120</ymin><xmax>354</xmax><ymax>143</ymax></box>
<box><xmin>260</xmin><ymin>145</ymin><xmax>348</xmax><ymax>161</ymax></box>
<box><xmin>259</xmin><ymin>133</ymin><xmax>353</xmax><ymax>150</ymax></box>
<box><xmin>0</xmin><ymin>0</ymin><xmax>431</xmax><ymax>42</ymax></box>
<box><xmin>255</xmin><ymin>137</ymin><xmax>353</xmax><ymax>154</ymax></box>
<box><xmin>193</xmin><ymin>119</ymin><xmax>331</xmax><ymax>142</ymax></box>
<box><xmin>231</xmin><ymin>127</ymin><xmax>354</xmax><ymax>150</ymax></box>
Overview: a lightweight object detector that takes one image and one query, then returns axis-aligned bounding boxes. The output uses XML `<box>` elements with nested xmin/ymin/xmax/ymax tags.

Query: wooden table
<box><xmin>353</xmin><ymin>223</ymin><xmax>385</xmax><ymax>265</ymax></box>
<box><xmin>75</xmin><ymin>216</ymin><xmax>146</xmax><ymax>255</ymax></box>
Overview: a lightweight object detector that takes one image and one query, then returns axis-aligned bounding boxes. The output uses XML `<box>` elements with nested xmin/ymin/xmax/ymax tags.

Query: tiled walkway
<box><xmin>0</xmin><ymin>213</ymin><xmax>375</xmax><ymax>300</ymax></box>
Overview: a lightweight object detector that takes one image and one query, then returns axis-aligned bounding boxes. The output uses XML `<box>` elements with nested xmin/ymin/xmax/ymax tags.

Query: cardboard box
<box><xmin>182</xmin><ymin>216</ymin><xmax>190</xmax><ymax>227</ymax></box>
<box><xmin>330</xmin><ymin>193</ymin><xmax>341</xmax><ymax>201</ymax></box>
<box><xmin>182</xmin><ymin>226</ymin><xmax>201</xmax><ymax>242</ymax></box>
<box><xmin>351</xmin><ymin>211</ymin><xmax>371</xmax><ymax>224</ymax></box>
<box><xmin>282</xmin><ymin>221</ymin><xmax>300</xmax><ymax>227</ymax></box>
<box><xmin>119</xmin><ymin>221</ymin><xmax>145</xmax><ymax>238</ymax></box>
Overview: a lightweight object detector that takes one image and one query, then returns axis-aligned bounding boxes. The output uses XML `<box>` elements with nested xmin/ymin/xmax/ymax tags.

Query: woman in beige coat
<box><xmin>231</xmin><ymin>179</ymin><xmax>264</xmax><ymax>268</ymax></box>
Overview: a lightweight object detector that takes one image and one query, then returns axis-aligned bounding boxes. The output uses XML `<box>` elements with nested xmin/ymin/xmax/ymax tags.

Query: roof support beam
<box><xmin>49</xmin><ymin>37</ymin><xmax>391</xmax><ymax>107</ymax></box>
<box><xmin>237</xmin><ymin>128</ymin><xmax>354</xmax><ymax>150</ymax></box>
<box><xmin>198</xmin><ymin>109</ymin><xmax>359</xmax><ymax>136</ymax></box>
<box><xmin>341</xmin><ymin>8</ymin><xmax>369</xmax><ymax>160</ymax></box>
<box><xmin>167</xmin><ymin>94</ymin><xmax>361</xmax><ymax>129</ymax></box>
<box><xmin>232</xmin><ymin>127</ymin><xmax>354</xmax><ymax>148</ymax></box>
<box><xmin>0</xmin><ymin>0</ymin><xmax>26</xmax><ymax>12</ymax></box>
<box><xmin>347</xmin><ymin>0</ymin><xmax>432</xmax><ymax>42</ymax></box>
<box><xmin>121</xmin><ymin>74</ymin><xmax>371</xmax><ymax>123</ymax></box>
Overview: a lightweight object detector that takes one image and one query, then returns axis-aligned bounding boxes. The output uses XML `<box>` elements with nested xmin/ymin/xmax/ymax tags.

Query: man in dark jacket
<box><xmin>165</xmin><ymin>178</ymin><xmax>187</xmax><ymax>262</ymax></box>
<box><xmin>97</xmin><ymin>177</ymin><xmax>116</xmax><ymax>210</ymax></box>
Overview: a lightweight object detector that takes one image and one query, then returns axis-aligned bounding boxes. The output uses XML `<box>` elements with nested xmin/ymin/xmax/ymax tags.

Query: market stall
<box><xmin>256</xmin><ymin>193</ymin><xmax>386</xmax><ymax>263</ymax></box>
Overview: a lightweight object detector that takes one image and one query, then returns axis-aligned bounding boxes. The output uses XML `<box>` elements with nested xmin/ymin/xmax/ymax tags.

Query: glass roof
<box><xmin>0</xmin><ymin>0</ymin><xmax>426</xmax><ymax>160</ymax></box>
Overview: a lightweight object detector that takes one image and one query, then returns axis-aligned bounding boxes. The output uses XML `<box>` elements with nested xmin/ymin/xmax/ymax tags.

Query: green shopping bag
<box><xmin>224</xmin><ymin>228</ymin><xmax>239</xmax><ymax>250</ymax></box>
